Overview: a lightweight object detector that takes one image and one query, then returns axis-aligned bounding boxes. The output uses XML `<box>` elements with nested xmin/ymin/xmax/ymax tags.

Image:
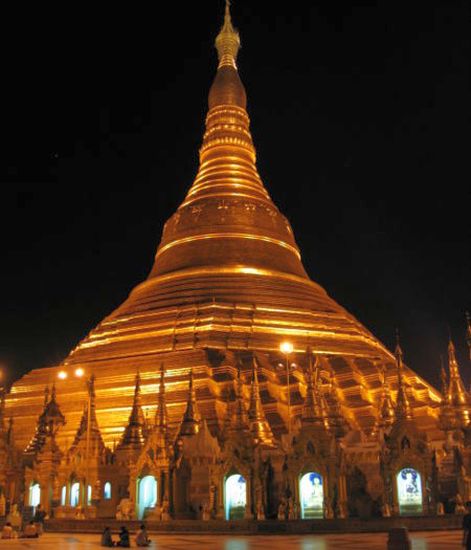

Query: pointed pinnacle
<box><xmin>394</xmin><ymin>336</ymin><xmax>412</xmax><ymax>420</ymax></box>
<box><xmin>43</xmin><ymin>385</ymin><xmax>50</xmax><ymax>407</ymax></box>
<box><xmin>180</xmin><ymin>368</ymin><xmax>200</xmax><ymax>436</ymax></box>
<box><xmin>440</xmin><ymin>355</ymin><xmax>448</xmax><ymax>398</ymax></box>
<box><xmin>215</xmin><ymin>0</ymin><xmax>240</xmax><ymax>68</ymax></box>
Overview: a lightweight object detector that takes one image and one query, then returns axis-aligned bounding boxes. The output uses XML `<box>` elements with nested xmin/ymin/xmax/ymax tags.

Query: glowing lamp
<box><xmin>280</xmin><ymin>341</ymin><xmax>294</xmax><ymax>355</ymax></box>
<box><xmin>58</xmin><ymin>371</ymin><xmax>68</xmax><ymax>380</ymax></box>
<box><xmin>74</xmin><ymin>368</ymin><xmax>85</xmax><ymax>378</ymax></box>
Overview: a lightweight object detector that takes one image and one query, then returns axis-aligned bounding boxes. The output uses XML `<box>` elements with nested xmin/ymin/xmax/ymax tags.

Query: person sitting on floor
<box><xmin>101</xmin><ymin>526</ymin><xmax>115</xmax><ymax>547</ymax></box>
<box><xmin>135</xmin><ymin>523</ymin><xmax>151</xmax><ymax>547</ymax></box>
<box><xmin>116</xmin><ymin>525</ymin><xmax>130</xmax><ymax>547</ymax></box>
<box><xmin>23</xmin><ymin>520</ymin><xmax>39</xmax><ymax>538</ymax></box>
<box><xmin>1</xmin><ymin>522</ymin><xmax>14</xmax><ymax>539</ymax></box>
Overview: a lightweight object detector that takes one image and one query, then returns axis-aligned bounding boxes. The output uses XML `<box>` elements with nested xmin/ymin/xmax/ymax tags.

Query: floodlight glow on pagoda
<box><xmin>280</xmin><ymin>341</ymin><xmax>294</xmax><ymax>355</ymax></box>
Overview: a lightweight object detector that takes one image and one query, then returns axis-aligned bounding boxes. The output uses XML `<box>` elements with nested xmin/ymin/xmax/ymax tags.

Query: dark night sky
<box><xmin>0</xmin><ymin>1</ymin><xmax>470</xmax><ymax>390</ymax></box>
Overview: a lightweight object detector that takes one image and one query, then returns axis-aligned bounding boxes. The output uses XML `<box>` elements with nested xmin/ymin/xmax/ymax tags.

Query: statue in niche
<box><xmin>455</xmin><ymin>493</ymin><xmax>466</xmax><ymax>514</ymax></box>
<box><xmin>116</xmin><ymin>498</ymin><xmax>134</xmax><ymax>520</ymax></box>
<box><xmin>202</xmin><ymin>502</ymin><xmax>210</xmax><ymax>521</ymax></box>
<box><xmin>277</xmin><ymin>498</ymin><xmax>286</xmax><ymax>520</ymax></box>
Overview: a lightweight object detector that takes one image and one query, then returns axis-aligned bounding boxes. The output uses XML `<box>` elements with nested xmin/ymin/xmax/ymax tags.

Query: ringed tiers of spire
<box><xmin>5</xmin><ymin>2</ymin><xmax>441</xmax><ymax>451</ymax></box>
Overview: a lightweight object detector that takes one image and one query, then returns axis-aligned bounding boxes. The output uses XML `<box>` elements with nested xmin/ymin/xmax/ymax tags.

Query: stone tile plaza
<box><xmin>0</xmin><ymin>1</ymin><xmax>469</xmax><ymax>546</ymax></box>
<box><xmin>0</xmin><ymin>532</ymin><xmax>464</xmax><ymax>549</ymax></box>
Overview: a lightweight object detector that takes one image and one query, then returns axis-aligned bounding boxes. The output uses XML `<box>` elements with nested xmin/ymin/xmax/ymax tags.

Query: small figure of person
<box><xmin>135</xmin><ymin>523</ymin><xmax>151</xmax><ymax>547</ymax></box>
<box><xmin>1</xmin><ymin>521</ymin><xmax>14</xmax><ymax>539</ymax></box>
<box><xmin>101</xmin><ymin>526</ymin><xmax>115</xmax><ymax>547</ymax></box>
<box><xmin>456</xmin><ymin>493</ymin><xmax>466</xmax><ymax>514</ymax></box>
<box><xmin>463</xmin><ymin>501</ymin><xmax>471</xmax><ymax>549</ymax></box>
<box><xmin>23</xmin><ymin>520</ymin><xmax>39</xmax><ymax>538</ymax></box>
<box><xmin>33</xmin><ymin>503</ymin><xmax>46</xmax><ymax>534</ymax></box>
<box><xmin>116</xmin><ymin>525</ymin><xmax>130</xmax><ymax>547</ymax></box>
<box><xmin>277</xmin><ymin>498</ymin><xmax>286</xmax><ymax>520</ymax></box>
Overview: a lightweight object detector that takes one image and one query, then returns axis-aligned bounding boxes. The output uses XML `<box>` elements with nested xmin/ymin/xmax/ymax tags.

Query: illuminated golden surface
<box><xmin>5</xmin><ymin>2</ymin><xmax>441</xmax><ymax>456</ymax></box>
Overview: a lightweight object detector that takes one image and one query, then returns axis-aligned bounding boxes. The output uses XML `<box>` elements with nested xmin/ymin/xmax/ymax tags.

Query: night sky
<box><xmin>1</xmin><ymin>1</ymin><xmax>469</xmax><ymax>390</ymax></box>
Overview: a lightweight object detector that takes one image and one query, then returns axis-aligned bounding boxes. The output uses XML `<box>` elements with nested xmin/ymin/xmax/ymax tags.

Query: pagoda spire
<box><xmin>394</xmin><ymin>334</ymin><xmax>412</xmax><ymax>421</ymax></box>
<box><xmin>326</xmin><ymin>370</ymin><xmax>348</xmax><ymax>438</ymax></box>
<box><xmin>378</xmin><ymin>366</ymin><xmax>395</xmax><ymax>430</ymax></box>
<box><xmin>155</xmin><ymin>363</ymin><xmax>169</xmax><ymax>430</ymax></box>
<box><xmin>117</xmin><ymin>371</ymin><xmax>146</xmax><ymax>451</ymax></box>
<box><xmin>42</xmin><ymin>381</ymin><xmax>65</xmax><ymax>437</ymax></box>
<box><xmin>301</xmin><ymin>350</ymin><xmax>325</xmax><ymax>428</ymax></box>
<box><xmin>215</xmin><ymin>0</ymin><xmax>240</xmax><ymax>69</ymax></box>
<box><xmin>248</xmin><ymin>357</ymin><xmax>275</xmax><ymax>446</ymax></box>
<box><xmin>447</xmin><ymin>338</ymin><xmax>470</xmax><ymax>425</ymax></box>
<box><xmin>232</xmin><ymin>366</ymin><xmax>250</xmax><ymax>433</ymax></box>
<box><xmin>439</xmin><ymin>355</ymin><xmax>457</xmax><ymax>432</ymax></box>
<box><xmin>220</xmin><ymin>389</ymin><xmax>233</xmax><ymax>443</ymax></box>
<box><xmin>149</xmin><ymin>0</ymin><xmax>307</xmax><ymax>282</ymax></box>
<box><xmin>7</xmin><ymin>417</ymin><xmax>14</xmax><ymax>447</ymax></box>
<box><xmin>70</xmin><ymin>375</ymin><xmax>104</xmax><ymax>453</ymax></box>
<box><xmin>440</xmin><ymin>356</ymin><xmax>448</xmax><ymax>400</ymax></box>
<box><xmin>179</xmin><ymin>369</ymin><xmax>200</xmax><ymax>437</ymax></box>
<box><xmin>24</xmin><ymin>385</ymin><xmax>52</xmax><ymax>456</ymax></box>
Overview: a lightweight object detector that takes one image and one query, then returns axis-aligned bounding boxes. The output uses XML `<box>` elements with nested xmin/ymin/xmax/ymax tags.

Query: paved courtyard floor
<box><xmin>0</xmin><ymin>530</ymin><xmax>463</xmax><ymax>549</ymax></box>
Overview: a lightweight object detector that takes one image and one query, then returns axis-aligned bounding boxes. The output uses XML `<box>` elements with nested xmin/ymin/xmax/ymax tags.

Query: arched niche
<box><xmin>397</xmin><ymin>467</ymin><xmax>423</xmax><ymax>515</ymax></box>
<box><xmin>224</xmin><ymin>474</ymin><xmax>247</xmax><ymax>520</ymax></box>
<box><xmin>299</xmin><ymin>472</ymin><xmax>324</xmax><ymax>519</ymax></box>
<box><xmin>103</xmin><ymin>481</ymin><xmax>112</xmax><ymax>500</ymax></box>
<box><xmin>70</xmin><ymin>482</ymin><xmax>80</xmax><ymax>507</ymax></box>
<box><xmin>29</xmin><ymin>482</ymin><xmax>40</xmax><ymax>507</ymax></box>
<box><xmin>137</xmin><ymin>475</ymin><xmax>157</xmax><ymax>520</ymax></box>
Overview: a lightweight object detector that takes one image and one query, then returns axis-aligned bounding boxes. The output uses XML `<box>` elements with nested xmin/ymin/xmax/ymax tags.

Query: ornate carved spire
<box><xmin>24</xmin><ymin>385</ymin><xmax>53</xmax><ymax>456</ymax></box>
<box><xmin>439</xmin><ymin>355</ymin><xmax>457</xmax><ymax>432</ymax></box>
<box><xmin>447</xmin><ymin>338</ymin><xmax>470</xmax><ymax>425</ymax></box>
<box><xmin>70</xmin><ymin>375</ymin><xmax>104</xmax><ymax>454</ymax></box>
<box><xmin>248</xmin><ymin>357</ymin><xmax>275</xmax><ymax>446</ymax></box>
<box><xmin>302</xmin><ymin>350</ymin><xmax>326</xmax><ymax>428</ymax></box>
<box><xmin>440</xmin><ymin>356</ymin><xmax>448</xmax><ymax>401</ymax></box>
<box><xmin>378</xmin><ymin>366</ymin><xmax>395</xmax><ymax>430</ymax></box>
<box><xmin>220</xmin><ymin>389</ymin><xmax>233</xmax><ymax>443</ymax></box>
<box><xmin>7</xmin><ymin>417</ymin><xmax>14</xmax><ymax>447</ymax></box>
<box><xmin>232</xmin><ymin>366</ymin><xmax>250</xmax><ymax>433</ymax></box>
<box><xmin>42</xmin><ymin>382</ymin><xmax>65</xmax><ymax>437</ymax></box>
<box><xmin>155</xmin><ymin>363</ymin><xmax>169</xmax><ymax>430</ymax></box>
<box><xmin>43</xmin><ymin>385</ymin><xmax>50</xmax><ymax>407</ymax></box>
<box><xmin>117</xmin><ymin>371</ymin><xmax>146</xmax><ymax>451</ymax></box>
<box><xmin>394</xmin><ymin>335</ymin><xmax>412</xmax><ymax>421</ymax></box>
<box><xmin>326</xmin><ymin>370</ymin><xmax>348</xmax><ymax>438</ymax></box>
<box><xmin>215</xmin><ymin>0</ymin><xmax>240</xmax><ymax>69</ymax></box>
<box><xmin>179</xmin><ymin>369</ymin><xmax>200</xmax><ymax>437</ymax></box>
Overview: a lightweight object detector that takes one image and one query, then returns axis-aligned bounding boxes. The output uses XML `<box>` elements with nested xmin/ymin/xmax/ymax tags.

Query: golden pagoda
<box><xmin>3</xmin><ymin>2</ymin><xmax>467</xmax><ymax>522</ymax></box>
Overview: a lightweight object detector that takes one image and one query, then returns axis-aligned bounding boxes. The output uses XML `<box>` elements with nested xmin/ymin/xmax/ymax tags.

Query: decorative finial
<box><xmin>215</xmin><ymin>0</ymin><xmax>241</xmax><ymax>68</ymax></box>
<box><xmin>394</xmin><ymin>332</ymin><xmax>412</xmax><ymax>420</ymax></box>
<box><xmin>395</xmin><ymin>328</ymin><xmax>403</xmax><ymax>360</ymax></box>
<box><xmin>179</xmin><ymin>368</ymin><xmax>200</xmax><ymax>437</ymax></box>
<box><xmin>43</xmin><ymin>385</ymin><xmax>50</xmax><ymax>407</ymax></box>
<box><xmin>248</xmin><ymin>356</ymin><xmax>275</xmax><ymax>445</ymax></box>
<box><xmin>440</xmin><ymin>355</ymin><xmax>448</xmax><ymax>397</ymax></box>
